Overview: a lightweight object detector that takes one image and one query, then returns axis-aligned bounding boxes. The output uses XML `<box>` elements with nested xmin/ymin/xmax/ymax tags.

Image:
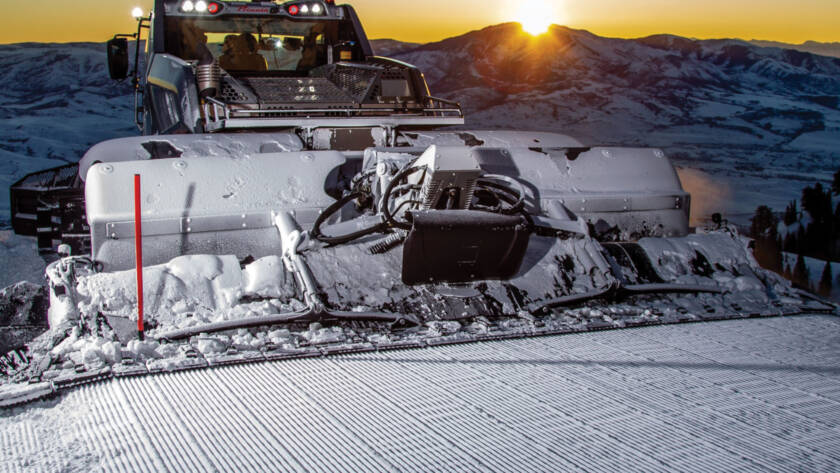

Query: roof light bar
<box><xmin>285</xmin><ymin>2</ymin><xmax>327</xmax><ymax>16</ymax></box>
<box><xmin>180</xmin><ymin>0</ymin><xmax>222</xmax><ymax>14</ymax></box>
<box><xmin>177</xmin><ymin>1</ymin><xmax>325</xmax><ymax>16</ymax></box>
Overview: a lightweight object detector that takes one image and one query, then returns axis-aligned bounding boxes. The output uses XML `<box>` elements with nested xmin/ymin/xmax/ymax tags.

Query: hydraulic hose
<box><xmin>311</xmin><ymin>192</ymin><xmax>386</xmax><ymax>245</ymax></box>
<box><xmin>475</xmin><ymin>175</ymin><xmax>526</xmax><ymax>215</ymax></box>
<box><xmin>381</xmin><ymin>164</ymin><xmax>423</xmax><ymax>231</ymax></box>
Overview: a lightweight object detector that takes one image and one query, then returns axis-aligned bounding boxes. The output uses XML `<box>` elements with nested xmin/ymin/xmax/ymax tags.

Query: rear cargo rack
<box><xmin>202</xmin><ymin>96</ymin><xmax>464</xmax><ymax>131</ymax></box>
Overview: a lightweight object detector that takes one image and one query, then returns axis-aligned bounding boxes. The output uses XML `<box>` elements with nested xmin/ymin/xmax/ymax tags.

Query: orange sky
<box><xmin>1</xmin><ymin>0</ymin><xmax>838</xmax><ymax>44</ymax></box>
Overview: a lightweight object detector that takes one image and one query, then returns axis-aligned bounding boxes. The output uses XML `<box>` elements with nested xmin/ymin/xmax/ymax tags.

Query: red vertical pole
<box><xmin>134</xmin><ymin>174</ymin><xmax>144</xmax><ymax>341</ymax></box>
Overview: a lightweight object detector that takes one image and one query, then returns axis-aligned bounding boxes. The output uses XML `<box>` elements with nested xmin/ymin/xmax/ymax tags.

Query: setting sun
<box><xmin>513</xmin><ymin>0</ymin><xmax>557</xmax><ymax>35</ymax></box>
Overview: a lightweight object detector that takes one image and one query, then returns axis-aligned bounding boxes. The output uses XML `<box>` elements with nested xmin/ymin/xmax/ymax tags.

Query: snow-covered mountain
<box><xmin>750</xmin><ymin>39</ymin><xmax>840</xmax><ymax>59</ymax></box>
<box><xmin>0</xmin><ymin>42</ymin><xmax>138</xmax><ymax>227</ymax></box>
<box><xmin>1</xmin><ymin>28</ymin><xmax>838</xmax><ymax>226</ymax></box>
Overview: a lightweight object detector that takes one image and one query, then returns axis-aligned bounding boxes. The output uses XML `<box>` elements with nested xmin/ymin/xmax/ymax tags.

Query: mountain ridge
<box><xmin>749</xmin><ymin>39</ymin><xmax>840</xmax><ymax>59</ymax></box>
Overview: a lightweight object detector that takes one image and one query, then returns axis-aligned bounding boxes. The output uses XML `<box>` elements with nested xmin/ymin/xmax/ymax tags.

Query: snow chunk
<box><xmin>127</xmin><ymin>340</ymin><xmax>161</xmax><ymax>360</ymax></box>
<box><xmin>76</xmin><ymin>255</ymin><xmax>243</xmax><ymax>327</ymax></box>
<box><xmin>101</xmin><ymin>341</ymin><xmax>122</xmax><ymax>364</ymax></box>
<box><xmin>81</xmin><ymin>344</ymin><xmax>106</xmax><ymax>370</ymax></box>
<box><xmin>196</xmin><ymin>337</ymin><xmax>227</xmax><ymax>355</ymax></box>
<box><xmin>50</xmin><ymin>327</ymin><xmax>80</xmax><ymax>357</ymax></box>
<box><xmin>242</xmin><ymin>256</ymin><xmax>294</xmax><ymax>299</ymax></box>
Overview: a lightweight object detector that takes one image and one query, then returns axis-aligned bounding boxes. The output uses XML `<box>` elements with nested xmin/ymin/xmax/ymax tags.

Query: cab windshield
<box><xmin>165</xmin><ymin>16</ymin><xmax>337</xmax><ymax>73</ymax></box>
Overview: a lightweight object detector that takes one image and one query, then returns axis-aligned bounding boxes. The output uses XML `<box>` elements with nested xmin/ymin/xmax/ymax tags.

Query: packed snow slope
<box><xmin>3</xmin><ymin>315</ymin><xmax>840</xmax><ymax>472</ymax></box>
<box><xmin>1</xmin><ymin>29</ymin><xmax>839</xmax><ymax>223</ymax></box>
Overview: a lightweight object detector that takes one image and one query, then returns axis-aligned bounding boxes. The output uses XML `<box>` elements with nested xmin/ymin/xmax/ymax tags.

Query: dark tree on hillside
<box><xmin>833</xmin><ymin>169</ymin><xmax>840</xmax><ymax>196</ymax></box>
<box><xmin>750</xmin><ymin>205</ymin><xmax>778</xmax><ymax>239</ymax></box>
<box><xmin>818</xmin><ymin>262</ymin><xmax>833</xmax><ymax>297</ymax></box>
<box><xmin>802</xmin><ymin>183</ymin><xmax>832</xmax><ymax>225</ymax></box>
<box><xmin>793</xmin><ymin>254</ymin><xmax>810</xmax><ymax>289</ymax></box>
<box><xmin>750</xmin><ymin>206</ymin><xmax>782</xmax><ymax>272</ymax></box>
<box><xmin>797</xmin><ymin>183</ymin><xmax>837</xmax><ymax>261</ymax></box>
<box><xmin>796</xmin><ymin>224</ymin><xmax>807</xmax><ymax>254</ymax></box>
<box><xmin>783</xmin><ymin>200</ymin><xmax>799</xmax><ymax>226</ymax></box>
<box><xmin>783</xmin><ymin>232</ymin><xmax>797</xmax><ymax>253</ymax></box>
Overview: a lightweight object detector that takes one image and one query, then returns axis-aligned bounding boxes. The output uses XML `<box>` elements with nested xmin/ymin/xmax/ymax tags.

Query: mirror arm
<box><xmin>132</xmin><ymin>16</ymin><xmax>151</xmax><ymax>88</ymax></box>
<box><xmin>112</xmin><ymin>15</ymin><xmax>150</xmax><ymax>87</ymax></box>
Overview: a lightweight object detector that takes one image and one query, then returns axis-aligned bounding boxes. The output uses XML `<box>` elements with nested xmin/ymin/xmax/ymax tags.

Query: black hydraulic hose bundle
<box><xmin>310</xmin><ymin>191</ymin><xmax>386</xmax><ymax>245</ymax></box>
<box><xmin>381</xmin><ymin>165</ymin><xmax>424</xmax><ymax>230</ymax></box>
<box><xmin>311</xmin><ymin>162</ymin><xmax>533</xmax><ymax>246</ymax></box>
<box><xmin>475</xmin><ymin>176</ymin><xmax>526</xmax><ymax>215</ymax></box>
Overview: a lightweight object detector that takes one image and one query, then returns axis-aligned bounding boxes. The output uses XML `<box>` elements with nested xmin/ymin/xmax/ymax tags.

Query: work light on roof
<box><xmin>195</xmin><ymin>0</ymin><xmax>208</xmax><ymax>12</ymax></box>
<box><xmin>181</xmin><ymin>0</ymin><xmax>194</xmax><ymax>12</ymax></box>
<box><xmin>131</xmin><ymin>7</ymin><xmax>144</xmax><ymax>18</ymax></box>
<box><xmin>286</xmin><ymin>2</ymin><xmax>326</xmax><ymax>16</ymax></box>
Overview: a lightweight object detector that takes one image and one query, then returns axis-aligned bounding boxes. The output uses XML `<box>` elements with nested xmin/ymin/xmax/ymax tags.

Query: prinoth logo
<box><xmin>236</xmin><ymin>5</ymin><xmax>272</xmax><ymax>12</ymax></box>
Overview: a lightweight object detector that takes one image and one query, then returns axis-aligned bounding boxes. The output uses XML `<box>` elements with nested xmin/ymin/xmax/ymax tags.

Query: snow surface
<box><xmin>0</xmin><ymin>231</ymin><xmax>45</xmax><ymax>289</ymax></box>
<box><xmin>2</xmin><ymin>315</ymin><xmax>840</xmax><ymax>472</ymax></box>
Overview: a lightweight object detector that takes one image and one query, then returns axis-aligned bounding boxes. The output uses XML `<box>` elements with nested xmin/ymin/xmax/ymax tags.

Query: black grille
<box><xmin>15</xmin><ymin>163</ymin><xmax>78</xmax><ymax>190</ymax></box>
<box><xmin>322</xmin><ymin>64</ymin><xmax>380</xmax><ymax>102</ymax></box>
<box><xmin>220</xmin><ymin>82</ymin><xmax>250</xmax><ymax>103</ymax></box>
<box><xmin>381</xmin><ymin>68</ymin><xmax>408</xmax><ymax>80</ymax></box>
<box><xmin>242</xmin><ymin>77</ymin><xmax>355</xmax><ymax>104</ymax></box>
<box><xmin>219</xmin><ymin>76</ymin><xmax>258</xmax><ymax>104</ymax></box>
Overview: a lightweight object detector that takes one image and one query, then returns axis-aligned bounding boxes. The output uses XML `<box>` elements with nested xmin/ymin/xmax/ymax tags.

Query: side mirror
<box><xmin>107</xmin><ymin>38</ymin><xmax>130</xmax><ymax>80</ymax></box>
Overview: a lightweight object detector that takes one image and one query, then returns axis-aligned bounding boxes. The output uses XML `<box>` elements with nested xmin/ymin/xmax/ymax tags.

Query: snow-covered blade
<box><xmin>3</xmin><ymin>127</ymin><xmax>836</xmax><ymax>406</ymax></box>
<box><xmin>3</xmin><ymin>204</ymin><xmax>835</xmax><ymax>407</ymax></box>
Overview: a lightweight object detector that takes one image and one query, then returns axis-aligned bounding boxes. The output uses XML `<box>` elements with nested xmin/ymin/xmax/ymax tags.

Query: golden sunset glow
<box><xmin>513</xmin><ymin>0</ymin><xmax>556</xmax><ymax>36</ymax></box>
<box><xmin>1</xmin><ymin>0</ymin><xmax>839</xmax><ymax>44</ymax></box>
